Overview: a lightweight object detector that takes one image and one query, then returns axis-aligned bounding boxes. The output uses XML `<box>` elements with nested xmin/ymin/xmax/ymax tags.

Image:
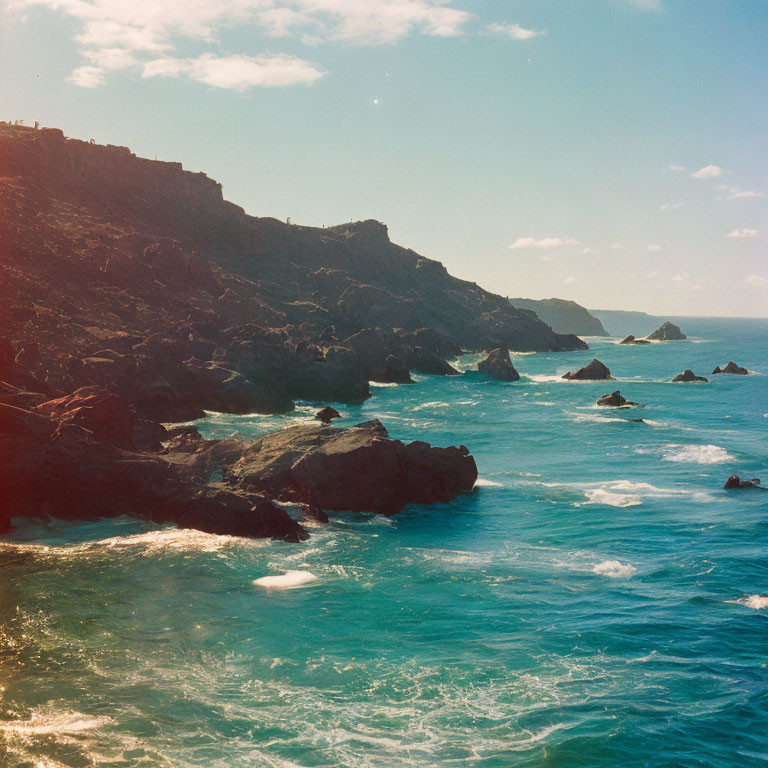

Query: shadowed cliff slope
<box><xmin>0</xmin><ymin>123</ymin><xmax>586</xmax><ymax>419</ymax></box>
<box><xmin>509</xmin><ymin>298</ymin><xmax>608</xmax><ymax>336</ymax></box>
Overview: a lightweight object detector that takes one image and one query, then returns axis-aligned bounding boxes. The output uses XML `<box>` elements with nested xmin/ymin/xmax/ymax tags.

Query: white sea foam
<box><xmin>0</xmin><ymin>711</ymin><xmax>112</xmax><ymax>735</ymax></box>
<box><xmin>474</xmin><ymin>478</ymin><xmax>504</xmax><ymax>488</ymax></box>
<box><xmin>637</xmin><ymin>443</ymin><xmax>735</xmax><ymax>464</ymax></box>
<box><xmin>583</xmin><ymin>489</ymin><xmax>642</xmax><ymax>507</ymax></box>
<box><xmin>253</xmin><ymin>570</ymin><xmax>317</xmax><ymax>590</ymax></box>
<box><xmin>369</xmin><ymin>381</ymin><xmax>399</xmax><ymax>387</ymax></box>
<box><xmin>592</xmin><ymin>560</ymin><xmax>637</xmax><ymax>578</ymax></box>
<box><xmin>742</xmin><ymin>595</ymin><xmax>768</xmax><ymax>610</ymax></box>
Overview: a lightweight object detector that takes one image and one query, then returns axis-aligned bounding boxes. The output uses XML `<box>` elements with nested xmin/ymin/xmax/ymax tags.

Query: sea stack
<box><xmin>562</xmin><ymin>359</ymin><xmax>613</xmax><ymax>380</ymax></box>
<box><xmin>646</xmin><ymin>322</ymin><xmax>686</xmax><ymax>341</ymax></box>
<box><xmin>619</xmin><ymin>335</ymin><xmax>650</xmax><ymax>345</ymax></box>
<box><xmin>477</xmin><ymin>347</ymin><xmax>520</xmax><ymax>381</ymax></box>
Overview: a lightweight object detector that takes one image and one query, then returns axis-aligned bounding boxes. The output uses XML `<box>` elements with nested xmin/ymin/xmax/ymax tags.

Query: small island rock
<box><xmin>477</xmin><ymin>347</ymin><xmax>520</xmax><ymax>382</ymax></box>
<box><xmin>619</xmin><ymin>335</ymin><xmax>650</xmax><ymax>345</ymax></box>
<box><xmin>562</xmin><ymin>359</ymin><xmax>613</xmax><ymax>380</ymax></box>
<box><xmin>724</xmin><ymin>476</ymin><xmax>765</xmax><ymax>490</ymax></box>
<box><xmin>672</xmin><ymin>369</ymin><xmax>708</xmax><ymax>383</ymax></box>
<box><xmin>712</xmin><ymin>361</ymin><xmax>749</xmax><ymax>375</ymax></box>
<box><xmin>646</xmin><ymin>322</ymin><xmax>686</xmax><ymax>341</ymax></box>
<box><xmin>596</xmin><ymin>390</ymin><xmax>644</xmax><ymax>407</ymax></box>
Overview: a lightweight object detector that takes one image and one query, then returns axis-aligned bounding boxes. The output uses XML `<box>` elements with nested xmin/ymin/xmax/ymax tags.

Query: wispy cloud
<box><xmin>724</xmin><ymin>187</ymin><xmax>763</xmax><ymax>200</ymax></box>
<box><xmin>563</xmin><ymin>276</ymin><xmax>577</xmax><ymax>285</ymax></box>
<box><xmin>509</xmin><ymin>236</ymin><xmax>579</xmax><ymax>250</ymax></box>
<box><xmin>726</xmin><ymin>228</ymin><xmax>759</xmax><ymax>239</ymax></box>
<box><xmin>660</xmin><ymin>200</ymin><xmax>684</xmax><ymax>210</ymax></box>
<box><xmin>691</xmin><ymin>164</ymin><xmax>722</xmax><ymax>179</ymax></box>
<box><xmin>9</xmin><ymin>0</ymin><xmax>470</xmax><ymax>88</ymax></box>
<box><xmin>628</xmin><ymin>0</ymin><xmax>662</xmax><ymax>10</ymax></box>
<box><xmin>609</xmin><ymin>242</ymin><xmax>623</xmax><ymax>251</ymax></box>
<box><xmin>668</xmin><ymin>164</ymin><xmax>686</xmax><ymax>172</ymax></box>
<box><xmin>647</xmin><ymin>244</ymin><xmax>663</xmax><ymax>252</ymax></box>
<box><xmin>746</xmin><ymin>275</ymin><xmax>768</xmax><ymax>287</ymax></box>
<box><xmin>486</xmin><ymin>22</ymin><xmax>543</xmax><ymax>40</ymax></box>
<box><xmin>142</xmin><ymin>53</ymin><xmax>325</xmax><ymax>90</ymax></box>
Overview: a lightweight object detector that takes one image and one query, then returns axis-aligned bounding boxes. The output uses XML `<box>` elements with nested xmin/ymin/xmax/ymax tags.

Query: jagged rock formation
<box><xmin>619</xmin><ymin>335</ymin><xmax>651</xmax><ymax>345</ymax></box>
<box><xmin>672</xmin><ymin>370</ymin><xmax>708</xmax><ymax>383</ymax></box>
<box><xmin>509</xmin><ymin>298</ymin><xmax>608</xmax><ymax>336</ymax></box>
<box><xmin>0</xmin><ymin>390</ymin><xmax>477</xmax><ymax>536</ymax></box>
<box><xmin>0</xmin><ymin>123</ymin><xmax>586</xmax><ymax>423</ymax></box>
<box><xmin>724</xmin><ymin>476</ymin><xmax>765</xmax><ymax>490</ymax></box>
<box><xmin>647</xmin><ymin>322</ymin><xmax>686</xmax><ymax>340</ymax></box>
<box><xmin>596</xmin><ymin>390</ymin><xmax>643</xmax><ymax>407</ymax></box>
<box><xmin>477</xmin><ymin>347</ymin><xmax>520</xmax><ymax>381</ymax></box>
<box><xmin>315</xmin><ymin>406</ymin><xmax>341</xmax><ymax>424</ymax></box>
<box><xmin>562</xmin><ymin>359</ymin><xmax>613</xmax><ymax>380</ymax></box>
<box><xmin>712</xmin><ymin>361</ymin><xmax>749</xmax><ymax>375</ymax></box>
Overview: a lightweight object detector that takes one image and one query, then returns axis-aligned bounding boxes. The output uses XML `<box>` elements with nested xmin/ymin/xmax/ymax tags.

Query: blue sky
<box><xmin>1</xmin><ymin>0</ymin><xmax>766</xmax><ymax>316</ymax></box>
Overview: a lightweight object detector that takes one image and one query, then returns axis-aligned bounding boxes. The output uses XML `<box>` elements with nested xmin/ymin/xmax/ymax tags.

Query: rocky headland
<box><xmin>508</xmin><ymin>298</ymin><xmax>608</xmax><ymax>337</ymax></box>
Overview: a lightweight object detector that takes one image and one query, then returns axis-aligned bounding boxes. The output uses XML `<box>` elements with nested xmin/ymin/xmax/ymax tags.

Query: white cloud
<box><xmin>486</xmin><ymin>22</ymin><xmax>542</xmax><ymax>40</ymax></box>
<box><xmin>143</xmin><ymin>53</ymin><xmax>325</xmax><ymax>90</ymax></box>
<box><xmin>726</xmin><ymin>228</ymin><xmax>759</xmax><ymax>239</ymax></box>
<box><xmin>671</xmin><ymin>273</ymin><xmax>686</xmax><ymax>282</ymax></box>
<box><xmin>647</xmin><ymin>244</ymin><xmax>663</xmax><ymax>252</ymax></box>
<box><xmin>660</xmin><ymin>200</ymin><xmax>684</xmax><ymax>210</ymax></box>
<box><xmin>726</xmin><ymin>187</ymin><xmax>763</xmax><ymax>200</ymax></box>
<box><xmin>66</xmin><ymin>66</ymin><xmax>106</xmax><ymax>87</ymax></box>
<box><xmin>646</xmin><ymin>270</ymin><xmax>659</xmax><ymax>279</ymax></box>
<box><xmin>509</xmin><ymin>236</ymin><xmax>579</xmax><ymax>250</ymax></box>
<box><xmin>582</xmin><ymin>247</ymin><xmax>596</xmax><ymax>255</ymax></box>
<box><xmin>563</xmin><ymin>276</ymin><xmax>577</xmax><ymax>285</ymax></box>
<box><xmin>609</xmin><ymin>242</ymin><xmax>623</xmax><ymax>251</ymax></box>
<box><xmin>10</xmin><ymin>0</ymin><xmax>470</xmax><ymax>87</ymax></box>
<box><xmin>746</xmin><ymin>275</ymin><xmax>768</xmax><ymax>287</ymax></box>
<box><xmin>691</xmin><ymin>164</ymin><xmax>722</xmax><ymax>179</ymax></box>
<box><xmin>668</xmin><ymin>164</ymin><xmax>686</xmax><ymax>172</ymax></box>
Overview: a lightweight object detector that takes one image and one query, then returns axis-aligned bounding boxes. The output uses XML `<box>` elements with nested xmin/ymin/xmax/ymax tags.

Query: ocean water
<box><xmin>1</xmin><ymin>317</ymin><xmax>767</xmax><ymax>767</ymax></box>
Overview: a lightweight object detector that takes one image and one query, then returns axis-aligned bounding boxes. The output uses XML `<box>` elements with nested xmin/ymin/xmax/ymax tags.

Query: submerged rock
<box><xmin>477</xmin><ymin>347</ymin><xmax>520</xmax><ymax>382</ymax></box>
<box><xmin>619</xmin><ymin>335</ymin><xmax>650</xmax><ymax>345</ymax></box>
<box><xmin>646</xmin><ymin>322</ymin><xmax>686</xmax><ymax>341</ymax></box>
<box><xmin>712</xmin><ymin>361</ymin><xmax>749</xmax><ymax>375</ymax></box>
<box><xmin>562</xmin><ymin>359</ymin><xmax>613</xmax><ymax>380</ymax></box>
<box><xmin>672</xmin><ymin>369</ymin><xmax>708</xmax><ymax>383</ymax></box>
<box><xmin>315</xmin><ymin>406</ymin><xmax>341</xmax><ymax>425</ymax></box>
<box><xmin>596</xmin><ymin>390</ymin><xmax>644</xmax><ymax>407</ymax></box>
<box><xmin>724</xmin><ymin>476</ymin><xmax>765</xmax><ymax>490</ymax></box>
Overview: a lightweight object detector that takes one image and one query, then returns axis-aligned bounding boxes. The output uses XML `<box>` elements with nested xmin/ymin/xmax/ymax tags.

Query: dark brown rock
<box><xmin>672</xmin><ymin>369</ymin><xmax>708</xmax><ymax>383</ymax></box>
<box><xmin>712</xmin><ymin>361</ymin><xmax>749</xmax><ymax>375</ymax></box>
<box><xmin>562</xmin><ymin>359</ymin><xmax>613</xmax><ymax>380</ymax></box>
<box><xmin>724</xmin><ymin>476</ymin><xmax>764</xmax><ymax>490</ymax></box>
<box><xmin>315</xmin><ymin>406</ymin><xmax>341</xmax><ymax>424</ymax></box>
<box><xmin>619</xmin><ymin>335</ymin><xmax>650</xmax><ymax>345</ymax></box>
<box><xmin>477</xmin><ymin>347</ymin><xmax>520</xmax><ymax>381</ymax></box>
<box><xmin>596</xmin><ymin>390</ymin><xmax>643</xmax><ymax>407</ymax></box>
<box><xmin>229</xmin><ymin>419</ymin><xmax>478</xmax><ymax>515</ymax></box>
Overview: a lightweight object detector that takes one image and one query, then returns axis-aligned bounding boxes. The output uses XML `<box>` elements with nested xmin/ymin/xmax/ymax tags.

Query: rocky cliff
<box><xmin>509</xmin><ymin>298</ymin><xmax>608</xmax><ymax>336</ymax></box>
<box><xmin>0</xmin><ymin>122</ymin><xmax>586</xmax><ymax>421</ymax></box>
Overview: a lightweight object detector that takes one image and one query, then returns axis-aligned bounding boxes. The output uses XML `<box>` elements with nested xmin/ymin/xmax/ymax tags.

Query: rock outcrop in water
<box><xmin>724</xmin><ymin>476</ymin><xmax>765</xmax><ymax>490</ymax></box>
<box><xmin>619</xmin><ymin>335</ymin><xmax>651</xmax><ymax>345</ymax></box>
<box><xmin>562</xmin><ymin>359</ymin><xmax>613</xmax><ymax>380</ymax></box>
<box><xmin>477</xmin><ymin>348</ymin><xmax>520</xmax><ymax>381</ymax></box>
<box><xmin>712</xmin><ymin>362</ymin><xmax>749</xmax><ymax>375</ymax></box>
<box><xmin>646</xmin><ymin>322</ymin><xmax>686</xmax><ymax>341</ymax></box>
<box><xmin>0</xmin><ymin>392</ymin><xmax>477</xmax><ymax>535</ymax></box>
<box><xmin>672</xmin><ymin>369</ymin><xmax>708</xmax><ymax>383</ymax></box>
<box><xmin>315</xmin><ymin>406</ymin><xmax>341</xmax><ymax>424</ymax></box>
<box><xmin>596</xmin><ymin>390</ymin><xmax>644</xmax><ymax>407</ymax></box>
<box><xmin>0</xmin><ymin>122</ymin><xmax>586</xmax><ymax>426</ymax></box>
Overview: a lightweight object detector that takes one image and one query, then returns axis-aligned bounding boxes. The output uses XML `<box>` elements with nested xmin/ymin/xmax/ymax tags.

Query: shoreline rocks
<box><xmin>672</xmin><ymin>369</ymin><xmax>708</xmax><ymax>383</ymax></box>
<box><xmin>619</xmin><ymin>335</ymin><xmax>650</xmax><ymax>345</ymax></box>
<box><xmin>562</xmin><ymin>359</ymin><xmax>613</xmax><ymax>380</ymax></box>
<box><xmin>477</xmin><ymin>348</ymin><xmax>520</xmax><ymax>381</ymax></box>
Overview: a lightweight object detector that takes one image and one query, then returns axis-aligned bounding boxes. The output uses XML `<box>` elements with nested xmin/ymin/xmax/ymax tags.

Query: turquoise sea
<box><xmin>1</xmin><ymin>317</ymin><xmax>767</xmax><ymax>767</ymax></box>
